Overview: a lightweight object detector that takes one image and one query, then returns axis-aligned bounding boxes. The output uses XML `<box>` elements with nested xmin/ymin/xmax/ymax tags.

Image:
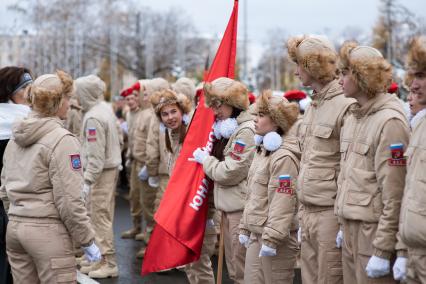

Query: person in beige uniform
<box><xmin>287</xmin><ymin>34</ymin><xmax>355</xmax><ymax>284</ymax></box>
<box><xmin>334</xmin><ymin>42</ymin><xmax>410</xmax><ymax>283</ymax></box>
<box><xmin>65</xmin><ymin>97</ymin><xmax>82</xmax><ymax>139</ymax></box>
<box><xmin>134</xmin><ymin>78</ymin><xmax>169</xmax><ymax>257</ymax></box>
<box><xmin>150</xmin><ymin>89</ymin><xmax>216</xmax><ymax>283</ymax></box>
<box><xmin>0</xmin><ymin>70</ymin><xmax>101</xmax><ymax>283</ymax></box>
<box><xmin>238</xmin><ymin>91</ymin><xmax>300</xmax><ymax>284</ymax></box>
<box><xmin>120</xmin><ymin>87</ymin><xmax>143</xmax><ymax>239</ymax></box>
<box><xmin>190</xmin><ymin>77</ymin><xmax>256</xmax><ymax>284</ymax></box>
<box><xmin>395</xmin><ymin>36</ymin><xmax>426</xmax><ymax>283</ymax></box>
<box><xmin>74</xmin><ymin>75</ymin><xmax>122</xmax><ymax>278</ymax></box>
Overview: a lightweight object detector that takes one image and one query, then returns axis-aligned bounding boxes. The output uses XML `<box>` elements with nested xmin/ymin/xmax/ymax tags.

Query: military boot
<box><xmin>79</xmin><ymin>260</ymin><xmax>101</xmax><ymax>274</ymax></box>
<box><xmin>88</xmin><ymin>255</ymin><xmax>119</xmax><ymax>279</ymax></box>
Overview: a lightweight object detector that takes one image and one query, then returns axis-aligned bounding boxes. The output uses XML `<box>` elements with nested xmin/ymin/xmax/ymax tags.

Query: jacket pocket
<box><xmin>402</xmin><ymin>199</ymin><xmax>426</xmax><ymax>247</ymax></box>
<box><xmin>312</xmin><ymin>125</ymin><xmax>333</xmax><ymax>138</ymax></box>
<box><xmin>50</xmin><ymin>256</ymin><xmax>76</xmax><ymax>269</ymax></box>
<box><xmin>343</xmin><ymin>190</ymin><xmax>378</xmax><ymax>222</ymax></box>
<box><xmin>307</xmin><ymin>167</ymin><xmax>335</xmax><ymax>180</ymax></box>
<box><xmin>346</xmin><ymin>191</ymin><xmax>372</xmax><ymax>206</ymax></box>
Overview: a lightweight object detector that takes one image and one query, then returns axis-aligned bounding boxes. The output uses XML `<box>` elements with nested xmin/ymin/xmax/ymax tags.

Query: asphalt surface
<box><xmin>95</xmin><ymin>186</ymin><xmax>301</xmax><ymax>284</ymax></box>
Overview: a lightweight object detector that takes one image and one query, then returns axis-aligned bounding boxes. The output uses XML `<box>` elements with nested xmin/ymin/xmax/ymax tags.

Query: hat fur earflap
<box><xmin>203</xmin><ymin>77</ymin><xmax>249</xmax><ymax>110</ymax></box>
<box><xmin>150</xmin><ymin>89</ymin><xmax>192</xmax><ymax>119</ymax></box>
<box><xmin>340</xmin><ymin>41</ymin><xmax>392</xmax><ymax>98</ymax></box>
<box><xmin>256</xmin><ymin>90</ymin><xmax>299</xmax><ymax>134</ymax></box>
<box><xmin>287</xmin><ymin>35</ymin><xmax>339</xmax><ymax>83</ymax></box>
<box><xmin>407</xmin><ymin>36</ymin><xmax>426</xmax><ymax>74</ymax></box>
<box><xmin>28</xmin><ymin>70</ymin><xmax>74</xmax><ymax>117</ymax></box>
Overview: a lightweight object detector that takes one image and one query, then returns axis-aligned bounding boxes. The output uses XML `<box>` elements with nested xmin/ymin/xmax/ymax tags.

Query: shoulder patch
<box><xmin>277</xmin><ymin>175</ymin><xmax>293</xmax><ymax>194</ymax></box>
<box><xmin>388</xmin><ymin>143</ymin><xmax>406</xmax><ymax>166</ymax></box>
<box><xmin>70</xmin><ymin>154</ymin><xmax>82</xmax><ymax>170</ymax></box>
<box><xmin>87</xmin><ymin>128</ymin><xmax>97</xmax><ymax>142</ymax></box>
<box><xmin>233</xmin><ymin>140</ymin><xmax>246</xmax><ymax>154</ymax></box>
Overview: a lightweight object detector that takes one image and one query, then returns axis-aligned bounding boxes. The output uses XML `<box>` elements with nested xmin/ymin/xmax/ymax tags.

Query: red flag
<box><xmin>142</xmin><ymin>0</ymin><xmax>239</xmax><ymax>275</ymax></box>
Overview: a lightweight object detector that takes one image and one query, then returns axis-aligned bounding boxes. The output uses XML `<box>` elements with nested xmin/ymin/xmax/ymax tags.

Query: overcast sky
<box><xmin>1</xmin><ymin>0</ymin><xmax>425</xmax><ymax>66</ymax></box>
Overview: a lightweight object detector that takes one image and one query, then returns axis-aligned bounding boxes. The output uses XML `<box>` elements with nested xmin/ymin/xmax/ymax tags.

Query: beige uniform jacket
<box><xmin>146</xmin><ymin>118</ymin><xmax>169</xmax><ymax>177</ymax></box>
<box><xmin>297</xmin><ymin>80</ymin><xmax>355</xmax><ymax>207</ymax></box>
<box><xmin>240</xmin><ymin>135</ymin><xmax>300</xmax><ymax>249</ymax></box>
<box><xmin>125</xmin><ymin>108</ymin><xmax>141</xmax><ymax>161</ymax></box>
<box><xmin>132</xmin><ymin>108</ymin><xmax>154</xmax><ymax>166</ymax></box>
<box><xmin>399</xmin><ymin>114</ymin><xmax>426</xmax><ymax>250</ymax></box>
<box><xmin>0</xmin><ymin>115</ymin><xmax>94</xmax><ymax>246</ymax></box>
<box><xmin>81</xmin><ymin>101</ymin><xmax>122</xmax><ymax>185</ymax></box>
<box><xmin>335</xmin><ymin>93</ymin><xmax>409</xmax><ymax>259</ymax></box>
<box><xmin>202</xmin><ymin>111</ymin><xmax>256</xmax><ymax>212</ymax></box>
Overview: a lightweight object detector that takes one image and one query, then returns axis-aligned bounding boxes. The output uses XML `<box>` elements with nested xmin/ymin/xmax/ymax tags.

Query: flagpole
<box><xmin>216</xmin><ymin>212</ymin><xmax>225</xmax><ymax>284</ymax></box>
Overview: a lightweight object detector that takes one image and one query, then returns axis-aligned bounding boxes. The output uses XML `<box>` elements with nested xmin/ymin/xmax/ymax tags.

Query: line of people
<box><xmin>0</xmin><ymin>33</ymin><xmax>425</xmax><ymax>284</ymax></box>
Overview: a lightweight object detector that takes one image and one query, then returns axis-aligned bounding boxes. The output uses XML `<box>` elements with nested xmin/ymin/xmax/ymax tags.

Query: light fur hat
<box><xmin>203</xmin><ymin>77</ymin><xmax>249</xmax><ymax>110</ymax></box>
<box><xmin>172</xmin><ymin>77</ymin><xmax>196</xmax><ymax>102</ymax></box>
<box><xmin>27</xmin><ymin>70</ymin><xmax>74</xmax><ymax>117</ymax></box>
<box><xmin>287</xmin><ymin>35</ymin><xmax>339</xmax><ymax>83</ymax></box>
<box><xmin>256</xmin><ymin>90</ymin><xmax>299</xmax><ymax>133</ymax></box>
<box><xmin>339</xmin><ymin>41</ymin><xmax>392</xmax><ymax>98</ymax></box>
<box><xmin>150</xmin><ymin>89</ymin><xmax>192</xmax><ymax>118</ymax></box>
<box><xmin>144</xmin><ymin>78</ymin><xmax>169</xmax><ymax>97</ymax></box>
<box><xmin>74</xmin><ymin>75</ymin><xmax>106</xmax><ymax>112</ymax></box>
<box><xmin>406</xmin><ymin>36</ymin><xmax>426</xmax><ymax>75</ymax></box>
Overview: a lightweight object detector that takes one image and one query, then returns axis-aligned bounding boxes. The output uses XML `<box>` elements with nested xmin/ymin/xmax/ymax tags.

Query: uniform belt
<box><xmin>303</xmin><ymin>204</ymin><xmax>334</xmax><ymax>212</ymax></box>
<box><xmin>8</xmin><ymin>215</ymin><xmax>62</xmax><ymax>224</ymax></box>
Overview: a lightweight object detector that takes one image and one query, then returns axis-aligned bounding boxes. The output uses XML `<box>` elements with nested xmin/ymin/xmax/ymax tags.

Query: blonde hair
<box><xmin>27</xmin><ymin>70</ymin><xmax>73</xmax><ymax>117</ymax></box>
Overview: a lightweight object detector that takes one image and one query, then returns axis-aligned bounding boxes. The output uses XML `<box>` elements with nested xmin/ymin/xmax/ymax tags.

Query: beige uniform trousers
<box><xmin>87</xmin><ymin>168</ymin><xmax>118</xmax><ymax>265</ymax></box>
<box><xmin>244</xmin><ymin>232</ymin><xmax>298</xmax><ymax>284</ymax></box>
<box><xmin>129</xmin><ymin>161</ymin><xmax>143</xmax><ymax>228</ymax></box>
<box><xmin>342</xmin><ymin>219</ymin><xmax>396</xmax><ymax>284</ymax></box>
<box><xmin>406</xmin><ymin>248</ymin><xmax>426</xmax><ymax>284</ymax></box>
<box><xmin>223</xmin><ymin>211</ymin><xmax>246</xmax><ymax>284</ymax></box>
<box><xmin>6</xmin><ymin>217</ymin><xmax>77</xmax><ymax>284</ymax></box>
<box><xmin>184</xmin><ymin>227</ymin><xmax>217</xmax><ymax>284</ymax></box>
<box><xmin>300</xmin><ymin>206</ymin><xmax>342</xmax><ymax>284</ymax></box>
<box><xmin>154</xmin><ymin>174</ymin><xmax>170</xmax><ymax>213</ymax></box>
<box><xmin>140</xmin><ymin>179</ymin><xmax>157</xmax><ymax>227</ymax></box>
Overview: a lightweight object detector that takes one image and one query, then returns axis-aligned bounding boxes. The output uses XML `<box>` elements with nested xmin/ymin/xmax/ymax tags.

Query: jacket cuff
<box><xmin>397</xmin><ymin>250</ymin><xmax>408</xmax><ymax>258</ymax></box>
<box><xmin>262</xmin><ymin>239</ymin><xmax>277</xmax><ymax>249</ymax></box>
<box><xmin>239</xmin><ymin>228</ymin><xmax>250</xmax><ymax>236</ymax></box>
<box><xmin>373</xmin><ymin>248</ymin><xmax>392</xmax><ymax>259</ymax></box>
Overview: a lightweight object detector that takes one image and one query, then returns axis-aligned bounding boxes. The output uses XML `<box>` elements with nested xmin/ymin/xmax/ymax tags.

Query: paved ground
<box><xmin>94</xmin><ymin>187</ymin><xmax>301</xmax><ymax>284</ymax></box>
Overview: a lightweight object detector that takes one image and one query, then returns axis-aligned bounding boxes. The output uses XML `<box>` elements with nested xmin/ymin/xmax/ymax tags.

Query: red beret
<box><xmin>195</xmin><ymin>88</ymin><xmax>203</xmax><ymax>98</ymax></box>
<box><xmin>388</xmin><ymin>82</ymin><xmax>398</xmax><ymax>94</ymax></box>
<box><xmin>120</xmin><ymin>88</ymin><xmax>133</xmax><ymax>98</ymax></box>
<box><xmin>248</xmin><ymin>92</ymin><xmax>256</xmax><ymax>104</ymax></box>
<box><xmin>132</xmin><ymin>81</ymin><xmax>140</xmax><ymax>92</ymax></box>
<box><xmin>284</xmin><ymin>89</ymin><xmax>306</xmax><ymax>100</ymax></box>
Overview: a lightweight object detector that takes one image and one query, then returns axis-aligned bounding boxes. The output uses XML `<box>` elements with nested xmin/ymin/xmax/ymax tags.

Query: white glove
<box><xmin>393</xmin><ymin>256</ymin><xmax>407</xmax><ymax>281</ymax></box>
<box><xmin>297</xmin><ymin>227</ymin><xmax>302</xmax><ymax>243</ymax></box>
<box><xmin>366</xmin><ymin>255</ymin><xmax>390</xmax><ymax>278</ymax></box>
<box><xmin>238</xmin><ymin>234</ymin><xmax>250</xmax><ymax>248</ymax></box>
<box><xmin>259</xmin><ymin>244</ymin><xmax>277</xmax><ymax>257</ymax></box>
<box><xmin>190</xmin><ymin>148</ymin><xmax>209</xmax><ymax>164</ymax></box>
<box><xmin>125</xmin><ymin>159</ymin><xmax>131</xmax><ymax>169</ymax></box>
<box><xmin>206</xmin><ymin>219</ymin><xmax>215</xmax><ymax>228</ymax></box>
<box><xmin>336</xmin><ymin>230</ymin><xmax>343</xmax><ymax>248</ymax></box>
<box><xmin>148</xmin><ymin>176</ymin><xmax>160</xmax><ymax>188</ymax></box>
<box><xmin>81</xmin><ymin>184</ymin><xmax>91</xmax><ymax>201</ymax></box>
<box><xmin>83</xmin><ymin>242</ymin><xmax>102</xmax><ymax>263</ymax></box>
<box><xmin>138</xmin><ymin>166</ymin><xmax>149</xmax><ymax>181</ymax></box>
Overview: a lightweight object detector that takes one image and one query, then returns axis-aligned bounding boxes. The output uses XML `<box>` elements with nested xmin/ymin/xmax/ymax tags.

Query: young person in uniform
<box><xmin>335</xmin><ymin>41</ymin><xmax>409</xmax><ymax>283</ymax></box>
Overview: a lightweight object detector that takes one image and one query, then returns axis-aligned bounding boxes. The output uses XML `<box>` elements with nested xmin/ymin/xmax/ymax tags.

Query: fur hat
<box><xmin>256</xmin><ymin>90</ymin><xmax>299</xmax><ymax>133</ymax></box>
<box><xmin>150</xmin><ymin>89</ymin><xmax>192</xmax><ymax>118</ymax></box>
<box><xmin>203</xmin><ymin>77</ymin><xmax>249</xmax><ymax>110</ymax></box>
<box><xmin>339</xmin><ymin>41</ymin><xmax>392</xmax><ymax>98</ymax></box>
<box><xmin>406</xmin><ymin>36</ymin><xmax>426</xmax><ymax>75</ymax></box>
<box><xmin>27</xmin><ymin>70</ymin><xmax>74</xmax><ymax>117</ymax></box>
<box><xmin>145</xmin><ymin>78</ymin><xmax>169</xmax><ymax>97</ymax></box>
<box><xmin>172</xmin><ymin>77</ymin><xmax>196</xmax><ymax>102</ymax></box>
<box><xmin>287</xmin><ymin>35</ymin><xmax>338</xmax><ymax>83</ymax></box>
